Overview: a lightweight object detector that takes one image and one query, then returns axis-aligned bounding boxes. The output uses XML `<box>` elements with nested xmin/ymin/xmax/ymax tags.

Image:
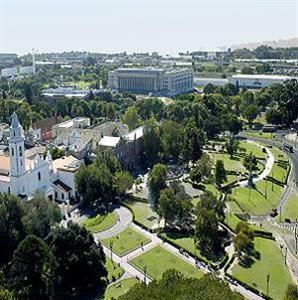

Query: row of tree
<box><xmin>0</xmin><ymin>192</ymin><xmax>108</xmax><ymax>299</ymax></box>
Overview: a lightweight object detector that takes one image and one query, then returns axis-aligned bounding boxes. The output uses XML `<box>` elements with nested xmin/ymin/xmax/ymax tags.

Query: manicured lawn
<box><xmin>245</xmin><ymin>131</ymin><xmax>276</xmax><ymax>141</ymax></box>
<box><xmin>231</xmin><ymin>237</ymin><xmax>292</xmax><ymax>300</ymax></box>
<box><xmin>238</xmin><ymin>141</ymin><xmax>267</xmax><ymax>160</ymax></box>
<box><xmin>102</xmin><ymin>227</ymin><xmax>150</xmax><ymax>256</ymax></box>
<box><xmin>269</xmin><ymin>162</ymin><xmax>289</xmax><ymax>184</ymax></box>
<box><xmin>268</xmin><ymin>146</ymin><xmax>288</xmax><ymax>162</ymax></box>
<box><xmin>212</xmin><ymin>152</ymin><xmax>245</xmax><ymax>173</ymax></box>
<box><xmin>125</xmin><ymin>199</ymin><xmax>160</xmax><ymax>229</ymax></box>
<box><xmin>83</xmin><ymin>212</ymin><xmax>118</xmax><ymax>233</ymax></box>
<box><xmin>105</xmin><ymin>258</ymin><xmax>124</xmax><ymax>282</ymax></box>
<box><xmin>130</xmin><ymin>245</ymin><xmax>203</xmax><ymax>280</ymax></box>
<box><xmin>280</xmin><ymin>193</ymin><xmax>298</xmax><ymax>222</ymax></box>
<box><xmin>232</xmin><ymin>180</ymin><xmax>283</xmax><ymax>215</ymax></box>
<box><xmin>225</xmin><ymin>201</ymin><xmax>248</xmax><ymax>231</ymax></box>
<box><xmin>104</xmin><ymin>278</ymin><xmax>139</xmax><ymax>300</ymax></box>
<box><xmin>203</xmin><ymin>184</ymin><xmax>220</xmax><ymax>198</ymax></box>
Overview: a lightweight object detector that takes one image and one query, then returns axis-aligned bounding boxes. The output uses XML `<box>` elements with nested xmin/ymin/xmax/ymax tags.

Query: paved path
<box><xmin>238</xmin><ymin>141</ymin><xmax>275</xmax><ymax>187</ymax></box>
<box><xmin>94</xmin><ymin>206</ymin><xmax>133</xmax><ymax>240</ymax></box>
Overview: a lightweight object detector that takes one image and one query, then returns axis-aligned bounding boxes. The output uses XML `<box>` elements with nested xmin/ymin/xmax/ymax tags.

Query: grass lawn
<box><xmin>105</xmin><ymin>258</ymin><xmax>124</xmax><ymax>282</ymax></box>
<box><xmin>102</xmin><ymin>227</ymin><xmax>150</xmax><ymax>256</ymax></box>
<box><xmin>238</xmin><ymin>141</ymin><xmax>267</xmax><ymax>160</ymax></box>
<box><xmin>245</xmin><ymin>131</ymin><xmax>276</xmax><ymax>141</ymax></box>
<box><xmin>130</xmin><ymin>245</ymin><xmax>203</xmax><ymax>280</ymax></box>
<box><xmin>225</xmin><ymin>201</ymin><xmax>249</xmax><ymax>231</ymax></box>
<box><xmin>269</xmin><ymin>162</ymin><xmax>289</xmax><ymax>184</ymax></box>
<box><xmin>125</xmin><ymin>199</ymin><xmax>160</xmax><ymax>229</ymax></box>
<box><xmin>202</xmin><ymin>183</ymin><xmax>220</xmax><ymax>198</ymax></box>
<box><xmin>65</xmin><ymin>80</ymin><xmax>90</xmax><ymax>89</ymax></box>
<box><xmin>231</xmin><ymin>237</ymin><xmax>292</xmax><ymax>300</ymax></box>
<box><xmin>232</xmin><ymin>180</ymin><xmax>283</xmax><ymax>215</ymax></box>
<box><xmin>212</xmin><ymin>152</ymin><xmax>245</xmax><ymax>173</ymax></box>
<box><xmin>83</xmin><ymin>212</ymin><xmax>118</xmax><ymax>233</ymax></box>
<box><xmin>269</xmin><ymin>146</ymin><xmax>288</xmax><ymax>162</ymax></box>
<box><xmin>280</xmin><ymin>193</ymin><xmax>298</xmax><ymax>222</ymax></box>
<box><xmin>104</xmin><ymin>278</ymin><xmax>139</xmax><ymax>300</ymax></box>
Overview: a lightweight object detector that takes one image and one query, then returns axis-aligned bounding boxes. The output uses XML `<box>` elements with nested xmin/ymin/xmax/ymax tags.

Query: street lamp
<box><xmin>143</xmin><ymin>266</ymin><xmax>147</xmax><ymax>285</ymax></box>
<box><xmin>266</xmin><ymin>274</ymin><xmax>270</xmax><ymax>295</ymax></box>
<box><xmin>295</xmin><ymin>223</ymin><xmax>298</xmax><ymax>255</ymax></box>
<box><xmin>265</xmin><ymin>177</ymin><xmax>268</xmax><ymax>199</ymax></box>
<box><xmin>110</xmin><ymin>241</ymin><xmax>114</xmax><ymax>262</ymax></box>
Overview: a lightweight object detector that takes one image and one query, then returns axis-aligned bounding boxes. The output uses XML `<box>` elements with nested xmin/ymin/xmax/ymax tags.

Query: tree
<box><xmin>226</xmin><ymin>136</ymin><xmax>239</xmax><ymax>158</ymax></box>
<box><xmin>143</xmin><ymin>117</ymin><xmax>161</xmax><ymax>164</ymax></box>
<box><xmin>160</xmin><ymin>120</ymin><xmax>182</xmax><ymax>160</ymax></box>
<box><xmin>234</xmin><ymin>222</ymin><xmax>254</xmax><ymax>258</ymax></box>
<box><xmin>122</xmin><ymin>106</ymin><xmax>141</xmax><ymax>131</ymax></box>
<box><xmin>119</xmin><ymin>270</ymin><xmax>243</xmax><ymax>300</ymax></box>
<box><xmin>9</xmin><ymin>235</ymin><xmax>56</xmax><ymax>300</ymax></box>
<box><xmin>114</xmin><ymin>171</ymin><xmax>133</xmax><ymax>198</ymax></box>
<box><xmin>189</xmin><ymin>167</ymin><xmax>202</xmax><ymax>184</ymax></box>
<box><xmin>46</xmin><ymin>222</ymin><xmax>107</xmax><ymax>299</ymax></box>
<box><xmin>148</xmin><ymin>164</ymin><xmax>167</xmax><ymax>208</ymax></box>
<box><xmin>195</xmin><ymin>208</ymin><xmax>219</xmax><ymax>254</ymax></box>
<box><xmin>197</xmin><ymin>191</ymin><xmax>225</xmax><ymax>220</ymax></box>
<box><xmin>22</xmin><ymin>192</ymin><xmax>62</xmax><ymax>239</ymax></box>
<box><xmin>203</xmin><ymin>83</ymin><xmax>216</xmax><ymax>94</ymax></box>
<box><xmin>215</xmin><ymin>160</ymin><xmax>227</xmax><ymax>186</ymax></box>
<box><xmin>196</xmin><ymin>153</ymin><xmax>213</xmax><ymax>180</ymax></box>
<box><xmin>243</xmin><ymin>152</ymin><xmax>258</xmax><ymax>185</ymax></box>
<box><xmin>284</xmin><ymin>283</ymin><xmax>298</xmax><ymax>300</ymax></box>
<box><xmin>158</xmin><ymin>188</ymin><xmax>177</xmax><ymax>227</ymax></box>
<box><xmin>242</xmin><ymin>104</ymin><xmax>259</xmax><ymax>127</ymax></box>
<box><xmin>0</xmin><ymin>193</ymin><xmax>25</xmax><ymax>266</ymax></box>
<box><xmin>181</xmin><ymin>120</ymin><xmax>206</xmax><ymax>166</ymax></box>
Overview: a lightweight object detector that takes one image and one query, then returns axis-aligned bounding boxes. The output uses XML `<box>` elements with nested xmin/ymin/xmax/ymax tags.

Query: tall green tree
<box><xmin>22</xmin><ymin>192</ymin><xmax>62</xmax><ymax>239</ymax></box>
<box><xmin>46</xmin><ymin>222</ymin><xmax>107</xmax><ymax>299</ymax></box>
<box><xmin>226</xmin><ymin>136</ymin><xmax>239</xmax><ymax>158</ymax></box>
<box><xmin>0</xmin><ymin>193</ymin><xmax>25</xmax><ymax>266</ymax></box>
<box><xmin>143</xmin><ymin>117</ymin><xmax>161</xmax><ymax>164</ymax></box>
<box><xmin>9</xmin><ymin>235</ymin><xmax>56</xmax><ymax>300</ymax></box>
<box><xmin>122</xmin><ymin>106</ymin><xmax>141</xmax><ymax>130</ymax></box>
<box><xmin>215</xmin><ymin>160</ymin><xmax>227</xmax><ymax>186</ymax></box>
<box><xmin>148</xmin><ymin>164</ymin><xmax>167</xmax><ymax>208</ymax></box>
<box><xmin>113</xmin><ymin>171</ymin><xmax>133</xmax><ymax>198</ymax></box>
<box><xmin>160</xmin><ymin>120</ymin><xmax>182</xmax><ymax>160</ymax></box>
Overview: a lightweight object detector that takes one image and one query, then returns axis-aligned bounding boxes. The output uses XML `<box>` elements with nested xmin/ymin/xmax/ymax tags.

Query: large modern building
<box><xmin>108</xmin><ymin>67</ymin><xmax>193</xmax><ymax>96</ymax></box>
<box><xmin>228</xmin><ymin>74</ymin><xmax>297</xmax><ymax>89</ymax></box>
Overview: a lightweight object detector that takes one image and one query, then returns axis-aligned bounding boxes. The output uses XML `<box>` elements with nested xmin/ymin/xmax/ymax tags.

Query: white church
<box><xmin>0</xmin><ymin>112</ymin><xmax>81</xmax><ymax>202</ymax></box>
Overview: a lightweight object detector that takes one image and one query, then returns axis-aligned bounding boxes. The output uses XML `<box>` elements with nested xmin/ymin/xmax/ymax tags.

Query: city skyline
<box><xmin>0</xmin><ymin>0</ymin><xmax>297</xmax><ymax>55</ymax></box>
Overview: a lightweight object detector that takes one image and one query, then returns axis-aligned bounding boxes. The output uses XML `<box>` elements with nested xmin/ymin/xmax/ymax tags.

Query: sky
<box><xmin>0</xmin><ymin>0</ymin><xmax>297</xmax><ymax>55</ymax></box>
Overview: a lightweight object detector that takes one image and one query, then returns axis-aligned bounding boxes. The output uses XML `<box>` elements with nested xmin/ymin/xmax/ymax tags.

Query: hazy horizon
<box><xmin>1</xmin><ymin>0</ymin><xmax>297</xmax><ymax>55</ymax></box>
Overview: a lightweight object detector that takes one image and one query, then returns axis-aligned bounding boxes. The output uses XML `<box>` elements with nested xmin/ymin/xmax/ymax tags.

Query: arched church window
<box><xmin>13</xmin><ymin>131</ymin><xmax>15</xmax><ymax>137</ymax></box>
<box><xmin>38</xmin><ymin>172</ymin><xmax>41</xmax><ymax>181</ymax></box>
<box><xmin>11</xmin><ymin>147</ymin><xmax>14</xmax><ymax>156</ymax></box>
<box><xmin>19</xmin><ymin>146</ymin><xmax>22</xmax><ymax>157</ymax></box>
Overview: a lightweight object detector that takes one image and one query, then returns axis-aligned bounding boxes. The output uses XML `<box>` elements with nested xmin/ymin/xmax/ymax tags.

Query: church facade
<box><xmin>0</xmin><ymin>112</ymin><xmax>81</xmax><ymax>202</ymax></box>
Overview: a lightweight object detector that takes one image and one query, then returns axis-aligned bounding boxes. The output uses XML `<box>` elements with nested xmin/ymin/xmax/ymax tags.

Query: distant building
<box><xmin>228</xmin><ymin>74</ymin><xmax>298</xmax><ymax>89</ymax></box>
<box><xmin>99</xmin><ymin>126</ymin><xmax>143</xmax><ymax>170</ymax></box>
<box><xmin>42</xmin><ymin>86</ymin><xmax>90</xmax><ymax>98</ymax></box>
<box><xmin>1</xmin><ymin>67</ymin><xmax>18</xmax><ymax>77</ymax></box>
<box><xmin>194</xmin><ymin>77</ymin><xmax>228</xmax><ymax>87</ymax></box>
<box><xmin>108</xmin><ymin>67</ymin><xmax>193</xmax><ymax>96</ymax></box>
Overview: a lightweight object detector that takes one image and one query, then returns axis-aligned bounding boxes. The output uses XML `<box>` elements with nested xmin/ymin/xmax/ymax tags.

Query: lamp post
<box><xmin>266</xmin><ymin>274</ymin><xmax>270</xmax><ymax>295</ymax></box>
<box><xmin>265</xmin><ymin>177</ymin><xmax>268</xmax><ymax>199</ymax></box>
<box><xmin>143</xmin><ymin>266</ymin><xmax>147</xmax><ymax>285</ymax></box>
<box><xmin>110</xmin><ymin>241</ymin><xmax>114</xmax><ymax>262</ymax></box>
<box><xmin>295</xmin><ymin>223</ymin><xmax>298</xmax><ymax>255</ymax></box>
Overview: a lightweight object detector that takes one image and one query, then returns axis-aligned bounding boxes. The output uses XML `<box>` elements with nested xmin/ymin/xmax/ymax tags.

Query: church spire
<box><xmin>10</xmin><ymin>112</ymin><xmax>24</xmax><ymax>139</ymax></box>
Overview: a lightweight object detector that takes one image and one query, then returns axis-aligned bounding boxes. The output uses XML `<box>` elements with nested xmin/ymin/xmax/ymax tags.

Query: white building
<box><xmin>1</xmin><ymin>67</ymin><xmax>18</xmax><ymax>77</ymax></box>
<box><xmin>108</xmin><ymin>67</ymin><xmax>193</xmax><ymax>96</ymax></box>
<box><xmin>228</xmin><ymin>74</ymin><xmax>298</xmax><ymax>89</ymax></box>
<box><xmin>0</xmin><ymin>113</ymin><xmax>81</xmax><ymax>202</ymax></box>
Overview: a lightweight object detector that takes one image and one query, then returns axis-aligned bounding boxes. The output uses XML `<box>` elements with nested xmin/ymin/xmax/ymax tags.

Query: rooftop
<box><xmin>52</xmin><ymin>155</ymin><xmax>81</xmax><ymax>173</ymax></box>
<box><xmin>98</xmin><ymin>136</ymin><xmax>120</xmax><ymax>147</ymax></box>
<box><xmin>231</xmin><ymin>74</ymin><xmax>298</xmax><ymax>80</ymax></box>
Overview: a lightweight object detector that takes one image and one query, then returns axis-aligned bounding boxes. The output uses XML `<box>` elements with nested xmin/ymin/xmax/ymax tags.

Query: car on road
<box><xmin>270</xmin><ymin>208</ymin><xmax>278</xmax><ymax>217</ymax></box>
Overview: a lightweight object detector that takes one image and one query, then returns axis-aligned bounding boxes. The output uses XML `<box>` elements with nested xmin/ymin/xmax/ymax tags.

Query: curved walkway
<box><xmin>94</xmin><ymin>206</ymin><xmax>133</xmax><ymax>240</ymax></box>
<box><xmin>238</xmin><ymin>140</ymin><xmax>275</xmax><ymax>187</ymax></box>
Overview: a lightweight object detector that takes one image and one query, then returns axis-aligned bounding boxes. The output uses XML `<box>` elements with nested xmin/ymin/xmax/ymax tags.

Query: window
<box><xmin>62</xmin><ymin>193</ymin><xmax>64</xmax><ymax>200</ymax></box>
<box><xmin>11</xmin><ymin>147</ymin><xmax>14</xmax><ymax>156</ymax></box>
<box><xmin>55</xmin><ymin>192</ymin><xmax>58</xmax><ymax>198</ymax></box>
<box><xmin>38</xmin><ymin>172</ymin><xmax>41</xmax><ymax>181</ymax></box>
<box><xmin>19</xmin><ymin>146</ymin><xmax>22</xmax><ymax>157</ymax></box>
